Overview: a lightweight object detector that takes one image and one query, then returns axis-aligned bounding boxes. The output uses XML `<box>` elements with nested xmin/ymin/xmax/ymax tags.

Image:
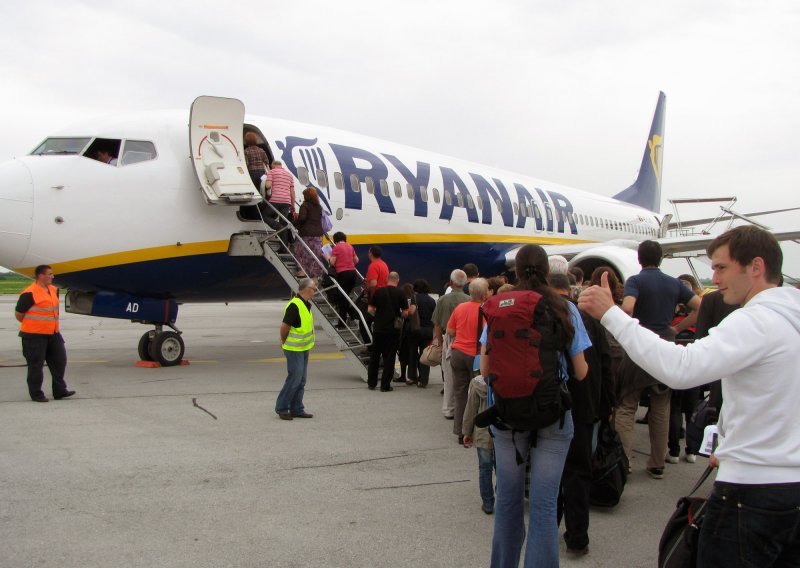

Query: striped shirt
<box><xmin>266</xmin><ymin>166</ymin><xmax>295</xmax><ymax>204</ymax></box>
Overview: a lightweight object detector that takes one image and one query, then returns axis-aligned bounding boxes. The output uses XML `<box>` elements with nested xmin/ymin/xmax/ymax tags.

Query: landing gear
<box><xmin>137</xmin><ymin>325</ymin><xmax>185</xmax><ymax>366</ymax></box>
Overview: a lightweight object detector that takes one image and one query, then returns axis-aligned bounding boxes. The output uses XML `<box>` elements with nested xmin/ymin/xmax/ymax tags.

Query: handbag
<box><xmin>393</xmin><ymin>316</ymin><xmax>404</xmax><ymax>331</ymax></box>
<box><xmin>589</xmin><ymin>420</ymin><xmax>629</xmax><ymax>507</ymax></box>
<box><xmin>407</xmin><ymin>296</ymin><xmax>421</xmax><ymax>332</ymax></box>
<box><xmin>321</xmin><ymin>208</ymin><xmax>333</xmax><ymax>233</ymax></box>
<box><xmin>658</xmin><ymin>465</ymin><xmax>714</xmax><ymax>568</ymax></box>
<box><xmin>420</xmin><ymin>343</ymin><xmax>442</xmax><ymax>367</ymax></box>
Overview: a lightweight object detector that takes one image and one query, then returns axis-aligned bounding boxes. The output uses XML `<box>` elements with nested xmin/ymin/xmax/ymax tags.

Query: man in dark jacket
<box><xmin>551</xmin><ymin>274</ymin><xmax>614</xmax><ymax>555</ymax></box>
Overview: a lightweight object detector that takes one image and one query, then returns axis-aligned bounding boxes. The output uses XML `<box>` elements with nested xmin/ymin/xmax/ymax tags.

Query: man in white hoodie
<box><xmin>579</xmin><ymin>225</ymin><xmax>800</xmax><ymax>567</ymax></box>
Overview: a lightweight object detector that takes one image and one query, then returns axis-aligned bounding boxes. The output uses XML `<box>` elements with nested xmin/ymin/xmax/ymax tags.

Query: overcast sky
<box><xmin>0</xmin><ymin>0</ymin><xmax>797</xmax><ymax>278</ymax></box>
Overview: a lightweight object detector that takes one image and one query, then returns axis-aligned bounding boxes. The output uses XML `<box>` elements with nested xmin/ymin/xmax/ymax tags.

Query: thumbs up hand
<box><xmin>577</xmin><ymin>270</ymin><xmax>616</xmax><ymax>319</ymax></box>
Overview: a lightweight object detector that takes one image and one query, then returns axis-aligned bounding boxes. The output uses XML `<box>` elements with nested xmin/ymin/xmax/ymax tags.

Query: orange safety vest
<box><xmin>19</xmin><ymin>282</ymin><xmax>60</xmax><ymax>335</ymax></box>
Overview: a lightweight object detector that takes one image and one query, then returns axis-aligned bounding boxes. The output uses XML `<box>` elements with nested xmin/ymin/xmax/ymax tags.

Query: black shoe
<box><xmin>566</xmin><ymin>546</ymin><xmax>589</xmax><ymax>556</ymax></box>
<box><xmin>277</xmin><ymin>412</ymin><xmax>293</xmax><ymax>421</ymax></box>
<box><xmin>392</xmin><ymin>377</ymin><xmax>406</xmax><ymax>383</ymax></box>
<box><xmin>481</xmin><ymin>503</ymin><xmax>494</xmax><ymax>515</ymax></box>
<box><xmin>417</xmin><ymin>383</ymin><xmax>427</xmax><ymax>388</ymax></box>
<box><xmin>380</xmin><ymin>386</ymin><xmax>394</xmax><ymax>392</ymax></box>
<box><xmin>647</xmin><ymin>467</ymin><xmax>664</xmax><ymax>479</ymax></box>
<box><xmin>54</xmin><ymin>390</ymin><xmax>76</xmax><ymax>400</ymax></box>
<box><xmin>32</xmin><ymin>394</ymin><xmax>49</xmax><ymax>403</ymax></box>
<box><xmin>444</xmin><ymin>415</ymin><xmax>454</xmax><ymax>420</ymax></box>
<box><xmin>458</xmin><ymin>435</ymin><xmax>464</xmax><ymax>445</ymax></box>
<box><xmin>290</xmin><ymin>411</ymin><xmax>314</xmax><ymax>418</ymax></box>
<box><xmin>367</xmin><ymin>385</ymin><xmax>376</xmax><ymax>391</ymax></box>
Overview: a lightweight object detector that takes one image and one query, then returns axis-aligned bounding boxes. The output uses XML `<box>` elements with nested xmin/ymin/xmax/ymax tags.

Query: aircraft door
<box><xmin>189</xmin><ymin>96</ymin><xmax>262</xmax><ymax>206</ymax></box>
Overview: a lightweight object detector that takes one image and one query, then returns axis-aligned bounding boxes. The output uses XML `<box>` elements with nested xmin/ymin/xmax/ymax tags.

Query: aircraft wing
<box><xmin>503</xmin><ymin>229</ymin><xmax>800</xmax><ymax>269</ymax></box>
<box><xmin>656</xmin><ymin>229</ymin><xmax>800</xmax><ymax>257</ymax></box>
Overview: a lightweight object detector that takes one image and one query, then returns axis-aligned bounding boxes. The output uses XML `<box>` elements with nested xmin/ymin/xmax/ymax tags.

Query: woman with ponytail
<box><xmin>485</xmin><ymin>244</ymin><xmax>591</xmax><ymax>568</ymax></box>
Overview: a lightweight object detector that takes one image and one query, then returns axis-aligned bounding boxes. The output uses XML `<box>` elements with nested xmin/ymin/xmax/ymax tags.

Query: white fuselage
<box><xmin>0</xmin><ymin>110</ymin><xmax>658</xmax><ymax>301</ymax></box>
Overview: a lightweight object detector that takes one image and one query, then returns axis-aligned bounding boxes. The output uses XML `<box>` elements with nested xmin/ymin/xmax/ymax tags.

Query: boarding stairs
<box><xmin>227</xmin><ymin>201</ymin><xmax>373</xmax><ymax>381</ymax></box>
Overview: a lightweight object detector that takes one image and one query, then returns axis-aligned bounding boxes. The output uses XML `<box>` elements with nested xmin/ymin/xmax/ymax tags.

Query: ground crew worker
<box><xmin>275</xmin><ymin>278</ymin><xmax>316</xmax><ymax>420</ymax></box>
<box><xmin>14</xmin><ymin>265</ymin><xmax>75</xmax><ymax>402</ymax></box>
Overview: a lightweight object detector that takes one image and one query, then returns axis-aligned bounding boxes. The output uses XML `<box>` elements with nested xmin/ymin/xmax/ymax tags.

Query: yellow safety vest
<box><xmin>19</xmin><ymin>282</ymin><xmax>60</xmax><ymax>335</ymax></box>
<box><xmin>282</xmin><ymin>297</ymin><xmax>314</xmax><ymax>352</ymax></box>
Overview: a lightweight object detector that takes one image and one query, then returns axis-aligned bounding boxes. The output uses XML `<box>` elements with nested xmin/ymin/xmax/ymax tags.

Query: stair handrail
<box><xmin>257</xmin><ymin>199</ymin><xmax>373</xmax><ymax>345</ymax></box>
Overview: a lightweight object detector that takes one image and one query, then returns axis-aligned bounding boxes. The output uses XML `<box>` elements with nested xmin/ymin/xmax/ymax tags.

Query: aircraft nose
<box><xmin>0</xmin><ymin>158</ymin><xmax>33</xmax><ymax>269</ymax></box>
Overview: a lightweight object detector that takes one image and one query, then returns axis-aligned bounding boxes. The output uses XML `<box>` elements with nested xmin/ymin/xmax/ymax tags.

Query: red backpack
<box><xmin>477</xmin><ymin>290</ymin><xmax>571</xmax><ymax>433</ymax></box>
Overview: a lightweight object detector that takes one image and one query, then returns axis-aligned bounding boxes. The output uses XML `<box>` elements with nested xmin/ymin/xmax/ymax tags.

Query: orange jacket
<box><xmin>19</xmin><ymin>283</ymin><xmax>60</xmax><ymax>335</ymax></box>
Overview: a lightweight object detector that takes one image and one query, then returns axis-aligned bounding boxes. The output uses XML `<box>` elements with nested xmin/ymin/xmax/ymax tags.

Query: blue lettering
<box><xmin>383</xmin><ymin>154</ymin><xmax>430</xmax><ymax>218</ymax></box>
<box><xmin>440</xmin><ymin>167</ymin><xmax>479</xmax><ymax>223</ymax></box>
<box><xmin>471</xmin><ymin>174</ymin><xmax>513</xmax><ymax>227</ymax></box>
<box><xmin>330</xmin><ymin>144</ymin><xmax>394</xmax><ymax>213</ymax></box>
<box><xmin>547</xmin><ymin>191</ymin><xmax>578</xmax><ymax>235</ymax></box>
<box><xmin>513</xmin><ymin>183</ymin><xmax>543</xmax><ymax>231</ymax></box>
<box><xmin>534</xmin><ymin>188</ymin><xmax>554</xmax><ymax>232</ymax></box>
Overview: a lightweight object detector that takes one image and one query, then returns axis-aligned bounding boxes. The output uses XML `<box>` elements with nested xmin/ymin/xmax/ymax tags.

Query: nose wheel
<box><xmin>137</xmin><ymin>327</ymin><xmax>185</xmax><ymax>366</ymax></box>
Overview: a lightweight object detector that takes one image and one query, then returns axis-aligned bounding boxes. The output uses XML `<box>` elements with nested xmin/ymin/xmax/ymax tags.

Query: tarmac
<box><xmin>0</xmin><ymin>296</ymin><xmax>715</xmax><ymax>568</ymax></box>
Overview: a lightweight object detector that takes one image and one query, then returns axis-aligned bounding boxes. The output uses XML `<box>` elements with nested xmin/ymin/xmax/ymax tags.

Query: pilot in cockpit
<box><xmin>94</xmin><ymin>149</ymin><xmax>117</xmax><ymax>166</ymax></box>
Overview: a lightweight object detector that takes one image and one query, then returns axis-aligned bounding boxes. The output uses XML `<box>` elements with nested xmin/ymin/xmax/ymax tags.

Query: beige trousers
<box><xmin>614</xmin><ymin>387</ymin><xmax>671</xmax><ymax>470</ymax></box>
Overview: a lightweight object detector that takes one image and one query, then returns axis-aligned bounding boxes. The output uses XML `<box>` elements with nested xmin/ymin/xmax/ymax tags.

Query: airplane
<box><xmin>1</xmin><ymin>92</ymin><xmax>797</xmax><ymax>372</ymax></box>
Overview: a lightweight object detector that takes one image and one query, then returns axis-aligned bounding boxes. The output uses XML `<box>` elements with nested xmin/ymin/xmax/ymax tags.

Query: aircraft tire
<box><xmin>148</xmin><ymin>331</ymin><xmax>185</xmax><ymax>366</ymax></box>
<box><xmin>138</xmin><ymin>332</ymin><xmax>154</xmax><ymax>362</ymax></box>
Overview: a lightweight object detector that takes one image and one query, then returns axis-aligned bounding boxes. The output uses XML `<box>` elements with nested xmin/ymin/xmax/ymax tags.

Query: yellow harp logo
<box><xmin>648</xmin><ymin>135</ymin><xmax>663</xmax><ymax>189</ymax></box>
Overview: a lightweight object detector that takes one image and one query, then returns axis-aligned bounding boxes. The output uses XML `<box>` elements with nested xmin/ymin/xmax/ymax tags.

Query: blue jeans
<box><xmin>477</xmin><ymin>447</ymin><xmax>496</xmax><ymax>509</ymax></box>
<box><xmin>490</xmin><ymin>412</ymin><xmax>574</xmax><ymax>568</ymax></box>
<box><xmin>275</xmin><ymin>349</ymin><xmax>309</xmax><ymax>414</ymax></box>
<box><xmin>698</xmin><ymin>481</ymin><xmax>800</xmax><ymax>567</ymax></box>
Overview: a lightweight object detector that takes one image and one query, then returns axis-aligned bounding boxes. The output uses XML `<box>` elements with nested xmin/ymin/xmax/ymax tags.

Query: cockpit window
<box><xmin>84</xmin><ymin>138</ymin><xmax>122</xmax><ymax>165</ymax></box>
<box><xmin>120</xmin><ymin>140</ymin><xmax>157</xmax><ymax>165</ymax></box>
<box><xmin>31</xmin><ymin>137</ymin><xmax>91</xmax><ymax>155</ymax></box>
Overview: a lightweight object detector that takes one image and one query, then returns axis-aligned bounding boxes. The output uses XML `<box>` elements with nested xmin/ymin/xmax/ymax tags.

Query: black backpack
<box><xmin>475</xmin><ymin>291</ymin><xmax>571</xmax><ymax>434</ymax></box>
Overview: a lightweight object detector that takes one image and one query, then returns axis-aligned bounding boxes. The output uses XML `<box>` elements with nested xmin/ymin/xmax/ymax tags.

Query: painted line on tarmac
<box><xmin>362</xmin><ymin>479</ymin><xmax>471</xmax><ymax>491</ymax></box>
<box><xmin>249</xmin><ymin>352</ymin><xmax>345</xmax><ymax>363</ymax></box>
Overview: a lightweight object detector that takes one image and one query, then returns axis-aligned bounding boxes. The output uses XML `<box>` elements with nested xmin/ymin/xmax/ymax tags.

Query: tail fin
<box><xmin>612</xmin><ymin>92</ymin><xmax>666</xmax><ymax>212</ymax></box>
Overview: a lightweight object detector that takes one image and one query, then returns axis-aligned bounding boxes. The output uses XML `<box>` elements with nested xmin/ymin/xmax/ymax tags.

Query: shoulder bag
<box><xmin>658</xmin><ymin>465</ymin><xmax>715</xmax><ymax>568</ymax></box>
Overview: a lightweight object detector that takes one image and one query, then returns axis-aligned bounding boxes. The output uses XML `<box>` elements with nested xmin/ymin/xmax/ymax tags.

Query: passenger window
<box><xmin>432</xmin><ymin>188</ymin><xmax>440</xmax><ymax>204</ymax></box>
<box><xmin>317</xmin><ymin>169</ymin><xmax>328</xmax><ymax>188</ymax></box>
<box><xmin>366</xmin><ymin>176</ymin><xmax>375</xmax><ymax>194</ymax></box>
<box><xmin>334</xmin><ymin>172</ymin><xmax>344</xmax><ymax>190</ymax></box>
<box><xmin>298</xmin><ymin>167</ymin><xmax>310</xmax><ymax>186</ymax></box>
<box><xmin>379</xmin><ymin>179</ymin><xmax>389</xmax><ymax>197</ymax></box>
<box><xmin>393</xmin><ymin>181</ymin><xmax>402</xmax><ymax>198</ymax></box>
<box><xmin>467</xmin><ymin>195</ymin><xmax>474</xmax><ymax>209</ymax></box>
<box><xmin>421</xmin><ymin>186</ymin><xmax>428</xmax><ymax>202</ymax></box>
<box><xmin>476</xmin><ymin>196</ymin><xmax>483</xmax><ymax>210</ymax></box>
<box><xmin>407</xmin><ymin>184</ymin><xmax>414</xmax><ymax>200</ymax></box>
<box><xmin>456</xmin><ymin>193</ymin><xmax>464</xmax><ymax>207</ymax></box>
<box><xmin>119</xmin><ymin>140</ymin><xmax>157</xmax><ymax>166</ymax></box>
<box><xmin>445</xmin><ymin>191</ymin><xmax>452</xmax><ymax>206</ymax></box>
<box><xmin>350</xmin><ymin>174</ymin><xmax>361</xmax><ymax>193</ymax></box>
<box><xmin>513</xmin><ymin>202</ymin><xmax>519</xmax><ymax>215</ymax></box>
<box><xmin>495</xmin><ymin>199</ymin><xmax>503</xmax><ymax>212</ymax></box>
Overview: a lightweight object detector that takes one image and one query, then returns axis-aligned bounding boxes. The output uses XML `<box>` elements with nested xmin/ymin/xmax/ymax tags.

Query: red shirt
<box><xmin>365</xmin><ymin>259</ymin><xmax>389</xmax><ymax>297</ymax></box>
<box><xmin>447</xmin><ymin>301</ymin><xmax>482</xmax><ymax>356</ymax></box>
<box><xmin>331</xmin><ymin>241</ymin><xmax>357</xmax><ymax>272</ymax></box>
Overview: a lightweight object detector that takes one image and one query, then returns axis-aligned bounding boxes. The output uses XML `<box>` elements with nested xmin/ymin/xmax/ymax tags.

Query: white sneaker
<box><xmin>685</xmin><ymin>453</ymin><xmax>697</xmax><ymax>464</ymax></box>
<box><xmin>665</xmin><ymin>454</ymin><xmax>680</xmax><ymax>464</ymax></box>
